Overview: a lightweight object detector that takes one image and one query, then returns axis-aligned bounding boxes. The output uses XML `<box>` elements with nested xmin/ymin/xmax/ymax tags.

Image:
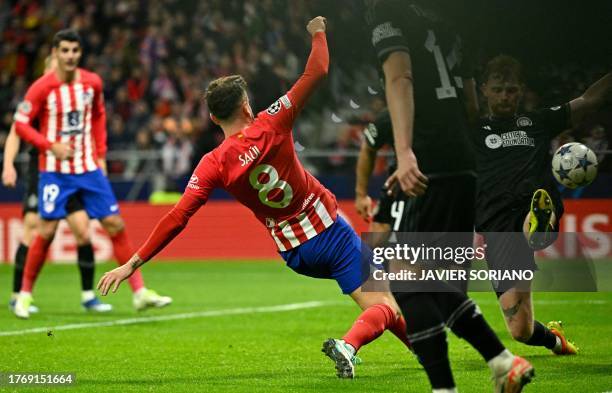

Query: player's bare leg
<box><xmin>10</xmin><ymin>212</ymin><xmax>40</xmax><ymax>314</ymax></box>
<box><xmin>499</xmin><ymin>282</ymin><xmax>576</xmax><ymax>355</ymax></box>
<box><xmin>14</xmin><ymin>219</ymin><xmax>59</xmax><ymax>319</ymax></box>
<box><xmin>65</xmin><ymin>210</ymin><xmax>112</xmax><ymax>312</ymax></box>
<box><xmin>100</xmin><ymin>214</ymin><xmax>172</xmax><ymax>310</ymax></box>
<box><xmin>322</xmin><ymin>287</ymin><xmax>411</xmax><ymax>378</ymax></box>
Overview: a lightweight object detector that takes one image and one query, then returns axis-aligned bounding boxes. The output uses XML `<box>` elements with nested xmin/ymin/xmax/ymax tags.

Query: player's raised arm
<box><xmin>2</xmin><ymin>124</ymin><xmax>21</xmax><ymax>187</ymax></box>
<box><xmin>97</xmin><ymin>154</ymin><xmax>221</xmax><ymax>295</ymax></box>
<box><xmin>264</xmin><ymin>16</ymin><xmax>329</xmax><ymax>131</ymax></box>
<box><xmin>569</xmin><ymin>70</ymin><xmax>612</xmax><ymax>127</ymax></box>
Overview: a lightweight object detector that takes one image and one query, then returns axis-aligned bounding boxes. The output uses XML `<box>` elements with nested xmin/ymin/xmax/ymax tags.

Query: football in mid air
<box><xmin>552</xmin><ymin>142</ymin><xmax>598</xmax><ymax>189</ymax></box>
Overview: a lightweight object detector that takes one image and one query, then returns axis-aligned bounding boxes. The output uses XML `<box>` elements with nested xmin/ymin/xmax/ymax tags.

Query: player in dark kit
<box><xmin>355</xmin><ymin>110</ymin><xmax>398</xmax><ymax>233</ymax></box>
<box><xmin>366</xmin><ymin>1</ymin><xmax>533</xmax><ymax>392</ymax></box>
<box><xmin>474</xmin><ymin>55</ymin><xmax>612</xmax><ymax>356</ymax></box>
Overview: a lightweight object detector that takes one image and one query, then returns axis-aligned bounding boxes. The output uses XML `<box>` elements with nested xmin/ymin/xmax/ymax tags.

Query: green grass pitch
<box><xmin>1</xmin><ymin>261</ymin><xmax>611</xmax><ymax>392</ymax></box>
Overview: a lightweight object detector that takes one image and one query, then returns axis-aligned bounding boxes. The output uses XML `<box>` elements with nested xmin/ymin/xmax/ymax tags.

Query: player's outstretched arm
<box><xmin>97</xmin><ymin>193</ymin><xmax>205</xmax><ymax>295</ymax></box>
<box><xmin>2</xmin><ymin>124</ymin><xmax>21</xmax><ymax>187</ymax></box>
<box><xmin>569</xmin><ymin>70</ymin><xmax>612</xmax><ymax>126</ymax></box>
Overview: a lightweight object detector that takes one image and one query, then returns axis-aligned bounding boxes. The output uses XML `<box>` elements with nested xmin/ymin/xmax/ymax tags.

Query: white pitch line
<box><xmin>0</xmin><ymin>300</ymin><xmax>344</xmax><ymax>337</ymax></box>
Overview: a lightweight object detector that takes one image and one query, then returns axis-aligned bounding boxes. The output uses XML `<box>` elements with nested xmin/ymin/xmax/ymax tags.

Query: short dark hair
<box><xmin>483</xmin><ymin>55</ymin><xmax>523</xmax><ymax>84</ymax></box>
<box><xmin>52</xmin><ymin>29</ymin><xmax>82</xmax><ymax>48</ymax></box>
<box><xmin>204</xmin><ymin>75</ymin><xmax>248</xmax><ymax>120</ymax></box>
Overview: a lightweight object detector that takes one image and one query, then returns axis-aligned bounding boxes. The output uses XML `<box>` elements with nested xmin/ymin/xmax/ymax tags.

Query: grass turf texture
<box><xmin>1</xmin><ymin>261</ymin><xmax>611</xmax><ymax>393</ymax></box>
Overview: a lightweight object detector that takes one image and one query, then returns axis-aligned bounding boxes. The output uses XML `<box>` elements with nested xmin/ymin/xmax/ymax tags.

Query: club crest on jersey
<box><xmin>17</xmin><ymin>100</ymin><xmax>32</xmax><ymax>114</ymax></box>
<box><xmin>265</xmin><ymin>218</ymin><xmax>276</xmax><ymax>228</ymax></box>
<box><xmin>516</xmin><ymin>117</ymin><xmax>532</xmax><ymax>127</ymax></box>
<box><xmin>239</xmin><ymin>145</ymin><xmax>261</xmax><ymax>167</ymax></box>
<box><xmin>82</xmin><ymin>91</ymin><xmax>93</xmax><ymax>104</ymax></box>
<box><xmin>485</xmin><ymin>134</ymin><xmax>502</xmax><ymax>149</ymax></box>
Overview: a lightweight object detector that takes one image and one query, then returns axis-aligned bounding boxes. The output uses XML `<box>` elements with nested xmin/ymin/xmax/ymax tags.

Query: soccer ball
<box><xmin>551</xmin><ymin>142</ymin><xmax>598</xmax><ymax>189</ymax></box>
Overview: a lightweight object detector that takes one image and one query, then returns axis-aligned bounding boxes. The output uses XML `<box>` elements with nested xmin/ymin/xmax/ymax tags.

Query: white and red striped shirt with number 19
<box><xmin>14</xmin><ymin>68</ymin><xmax>107</xmax><ymax>174</ymax></box>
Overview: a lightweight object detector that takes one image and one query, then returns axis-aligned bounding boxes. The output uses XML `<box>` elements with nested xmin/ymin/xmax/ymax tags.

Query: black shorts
<box><xmin>21</xmin><ymin>162</ymin><xmax>85</xmax><ymax>217</ymax></box>
<box><xmin>385</xmin><ymin>174</ymin><xmax>476</xmax><ymax>232</ymax></box>
<box><xmin>478</xmin><ymin>198</ymin><xmax>564</xmax><ymax>295</ymax></box>
<box><xmin>372</xmin><ymin>185</ymin><xmax>394</xmax><ymax>226</ymax></box>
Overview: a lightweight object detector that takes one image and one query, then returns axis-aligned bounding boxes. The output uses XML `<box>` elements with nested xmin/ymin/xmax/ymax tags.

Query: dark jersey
<box><xmin>364</xmin><ymin>110</ymin><xmax>393</xmax><ymax>150</ymax></box>
<box><xmin>363</xmin><ymin>110</ymin><xmax>396</xmax><ymax>174</ymax></box>
<box><xmin>473</xmin><ymin>104</ymin><xmax>571</xmax><ymax>230</ymax></box>
<box><xmin>367</xmin><ymin>0</ymin><xmax>474</xmax><ymax>175</ymax></box>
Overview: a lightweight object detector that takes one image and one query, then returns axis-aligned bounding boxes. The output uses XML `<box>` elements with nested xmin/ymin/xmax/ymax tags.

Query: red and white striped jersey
<box><xmin>14</xmin><ymin>68</ymin><xmax>107</xmax><ymax>174</ymax></box>
<box><xmin>184</xmin><ymin>103</ymin><xmax>338</xmax><ymax>251</ymax></box>
<box><xmin>135</xmin><ymin>31</ymin><xmax>331</xmax><ymax>259</ymax></box>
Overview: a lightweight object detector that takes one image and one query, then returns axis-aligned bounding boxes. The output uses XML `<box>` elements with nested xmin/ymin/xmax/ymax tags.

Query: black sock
<box><xmin>448</xmin><ymin>298</ymin><xmax>506</xmax><ymax>361</ymax></box>
<box><xmin>12</xmin><ymin>243</ymin><xmax>29</xmax><ymax>293</ymax></box>
<box><xmin>77</xmin><ymin>244</ymin><xmax>95</xmax><ymax>291</ymax></box>
<box><xmin>395</xmin><ymin>292</ymin><xmax>455</xmax><ymax>389</ymax></box>
<box><xmin>525</xmin><ymin>321</ymin><xmax>557</xmax><ymax>349</ymax></box>
<box><xmin>412</xmin><ymin>332</ymin><xmax>455</xmax><ymax>389</ymax></box>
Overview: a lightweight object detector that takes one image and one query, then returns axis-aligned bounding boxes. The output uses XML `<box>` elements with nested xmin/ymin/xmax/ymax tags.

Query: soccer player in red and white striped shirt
<box><xmin>98</xmin><ymin>17</ymin><xmax>412</xmax><ymax>379</ymax></box>
<box><xmin>13</xmin><ymin>29</ymin><xmax>172</xmax><ymax>319</ymax></box>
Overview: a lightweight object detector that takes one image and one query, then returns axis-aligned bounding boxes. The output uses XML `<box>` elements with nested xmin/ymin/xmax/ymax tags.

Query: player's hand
<box><xmin>97</xmin><ymin>158</ymin><xmax>107</xmax><ymax>175</ymax></box>
<box><xmin>2</xmin><ymin>165</ymin><xmax>17</xmax><ymax>188</ymax></box>
<box><xmin>355</xmin><ymin>194</ymin><xmax>374</xmax><ymax>221</ymax></box>
<box><xmin>97</xmin><ymin>263</ymin><xmax>135</xmax><ymax>296</ymax></box>
<box><xmin>50</xmin><ymin>142</ymin><xmax>74</xmax><ymax>160</ymax></box>
<box><xmin>307</xmin><ymin>16</ymin><xmax>326</xmax><ymax>36</ymax></box>
<box><xmin>385</xmin><ymin>149</ymin><xmax>428</xmax><ymax>197</ymax></box>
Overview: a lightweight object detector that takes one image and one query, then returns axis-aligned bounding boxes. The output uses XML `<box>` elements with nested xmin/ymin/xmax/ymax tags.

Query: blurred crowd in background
<box><xmin>1</xmin><ymin>0</ymin><xmax>610</xmax><ymax>191</ymax></box>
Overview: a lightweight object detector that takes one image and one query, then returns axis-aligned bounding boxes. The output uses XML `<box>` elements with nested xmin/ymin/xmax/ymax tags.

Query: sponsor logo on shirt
<box><xmin>279</xmin><ymin>95</ymin><xmax>292</xmax><ymax>109</ymax></box>
<box><xmin>364</xmin><ymin>123</ymin><xmax>378</xmax><ymax>145</ymax></box>
<box><xmin>485</xmin><ymin>131</ymin><xmax>535</xmax><ymax>150</ymax></box>
<box><xmin>187</xmin><ymin>175</ymin><xmax>200</xmax><ymax>190</ymax></box>
<box><xmin>302</xmin><ymin>192</ymin><xmax>315</xmax><ymax>210</ymax></box>
<box><xmin>372</xmin><ymin>22</ymin><xmax>403</xmax><ymax>46</ymax></box>
<box><xmin>110</xmin><ymin>204</ymin><xmax>119</xmax><ymax>212</ymax></box>
<box><xmin>516</xmin><ymin>116</ymin><xmax>532</xmax><ymax>127</ymax></box>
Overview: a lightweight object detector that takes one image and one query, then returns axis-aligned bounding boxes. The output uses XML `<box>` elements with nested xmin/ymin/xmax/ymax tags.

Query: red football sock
<box><xmin>389</xmin><ymin>315</ymin><xmax>413</xmax><ymax>350</ymax></box>
<box><xmin>21</xmin><ymin>235</ymin><xmax>51</xmax><ymax>293</ymax></box>
<box><xmin>342</xmin><ymin>304</ymin><xmax>396</xmax><ymax>352</ymax></box>
<box><xmin>110</xmin><ymin>230</ymin><xmax>144</xmax><ymax>292</ymax></box>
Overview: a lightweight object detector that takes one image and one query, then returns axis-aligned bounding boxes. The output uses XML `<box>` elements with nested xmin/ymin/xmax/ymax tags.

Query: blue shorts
<box><xmin>279</xmin><ymin>215</ymin><xmax>370</xmax><ymax>294</ymax></box>
<box><xmin>38</xmin><ymin>169</ymin><xmax>119</xmax><ymax>220</ymax></box>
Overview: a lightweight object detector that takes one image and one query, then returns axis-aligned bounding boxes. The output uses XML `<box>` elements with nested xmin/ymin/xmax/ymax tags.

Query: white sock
<box><xmin>135</xmin><ymin>287</ymin><xmax>147</xmax><ymax>296</ymax></box>
<box><xmin>553</xmin><ymin>336</ymin><xmax>562</xmax><ymax>352</ymax></box>
<box><xmin>342</xmin><ymin>341</ymin><xmax>356</xmax><ymax>357</ymax></box>
<box><xmin>487</xmin><ymin>349</ymin><xmax>514</xmax><ymax>377</ymax></box>
<box><xmin>81</xmin><ymin>290</ymin><xmax>95</xmax><ymax>302</ymax></box>
<box><xmin>433</xmin><ymin>388</ymin><xmax>458</xmax><ymax>393</ymax></box>
<box><xmin>19</xmin><ymin>290</ymin><xmax>32</xmax><ymax>298</ymax></box>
